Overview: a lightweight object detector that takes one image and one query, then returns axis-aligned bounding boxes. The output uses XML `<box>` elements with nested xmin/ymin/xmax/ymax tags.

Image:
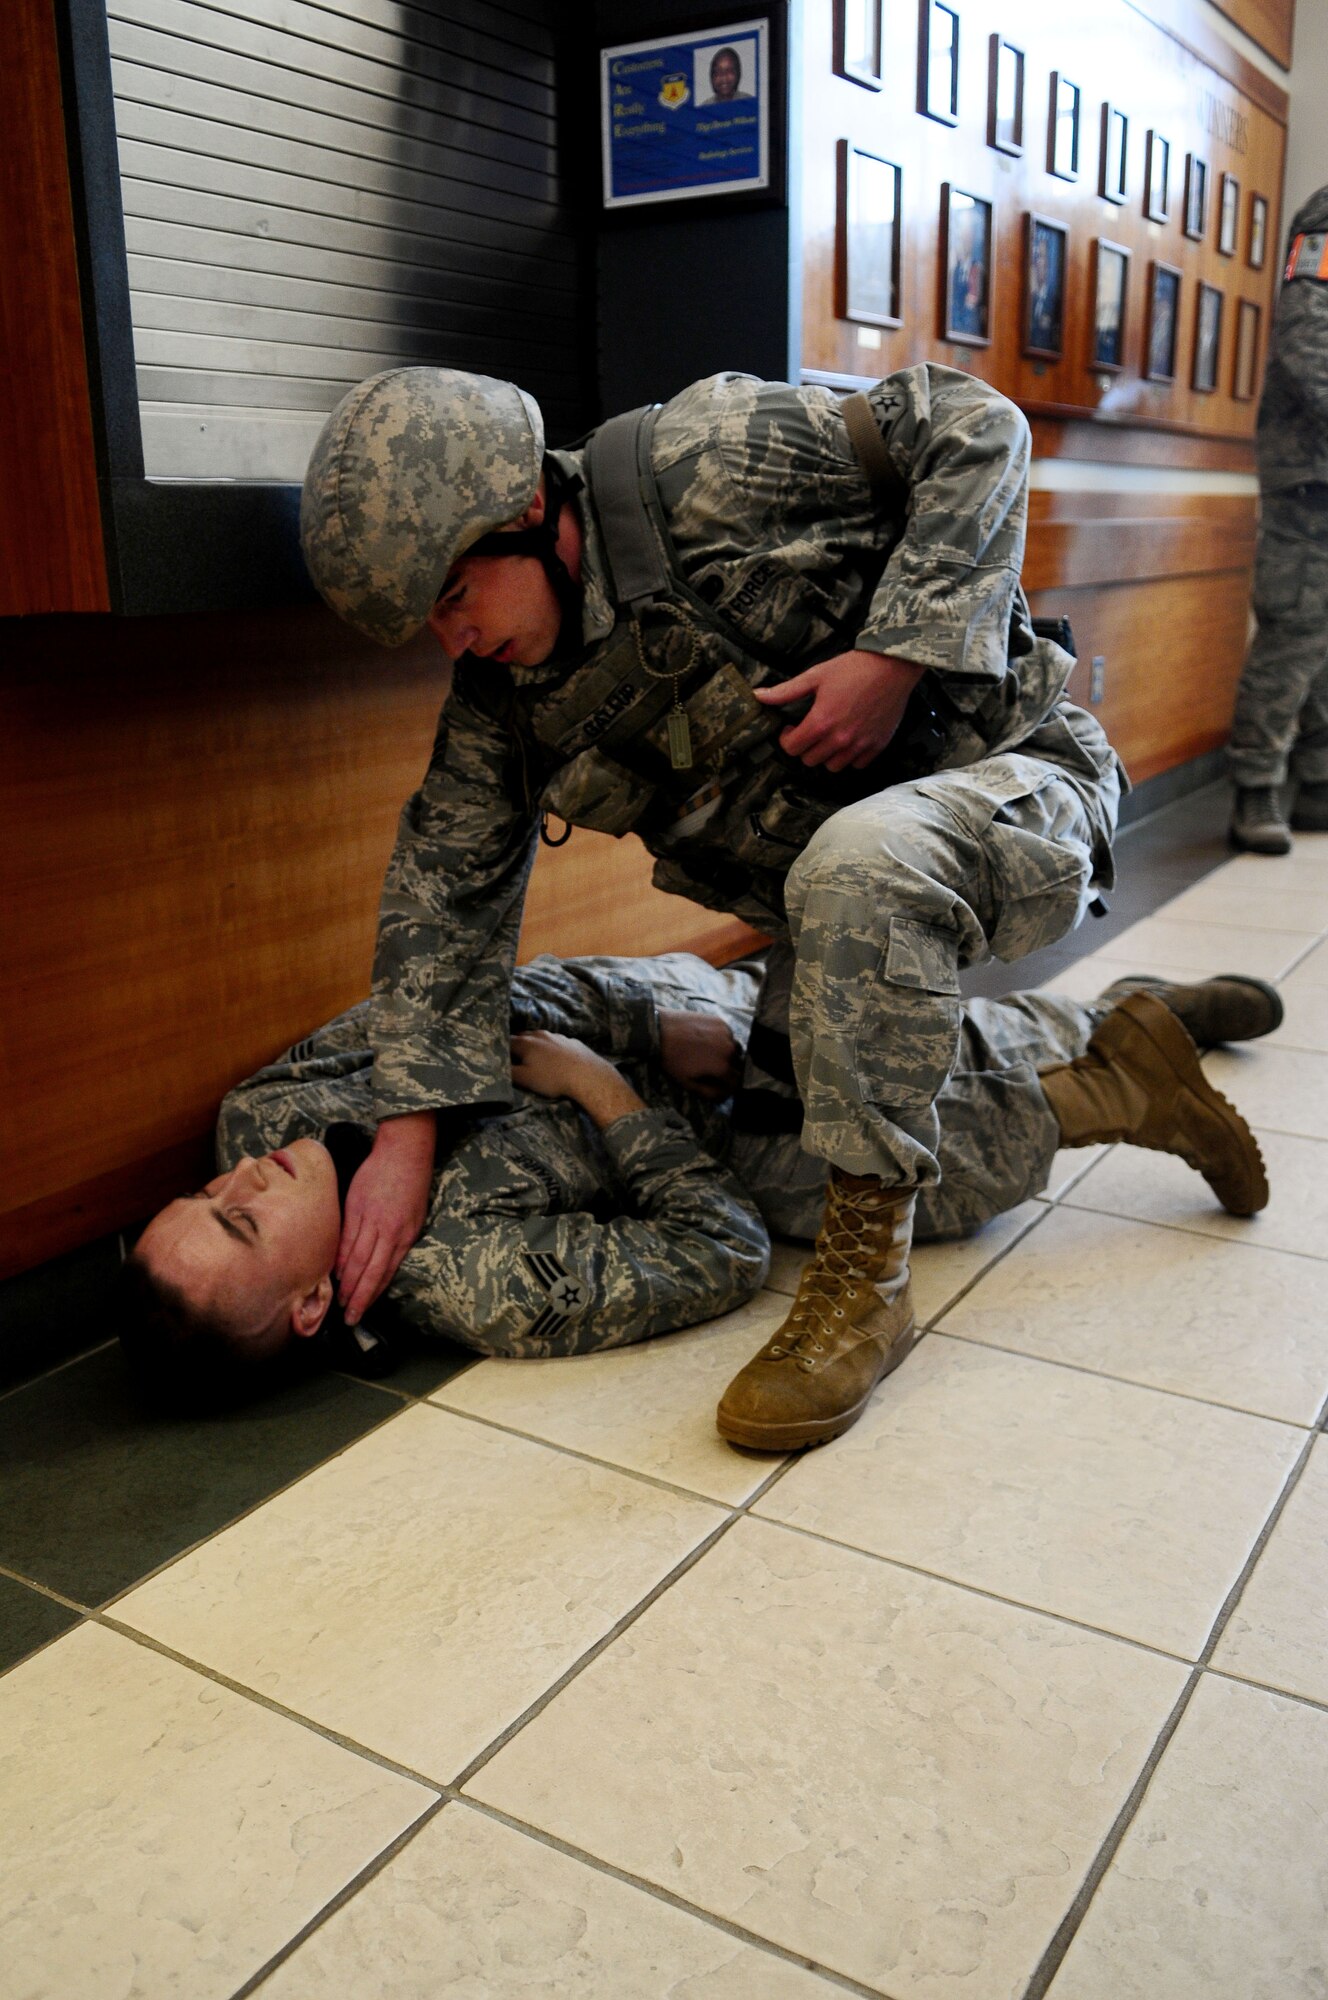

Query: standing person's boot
<box><xmin>1291</xmin><ymin>780</ymin><xmax>1328</xmax><ymax>832</ymax></box>
<box><xmin>1039</xmin><ymin>992</ymin><xmax>1269</xmax><ymax>1213</ymax></box>
<box><xmin>716</xmin><ymin>1173</ymin><xmax>918</xmax><ymax>1451</ymax></box>
<box><xmin>1230</xmin><ymin>785</ymin><xmax>1292</xmax><ymax>854</ymax></box>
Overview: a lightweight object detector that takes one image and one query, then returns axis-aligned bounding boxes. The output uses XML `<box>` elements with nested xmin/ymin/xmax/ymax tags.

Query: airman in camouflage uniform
<box><xmin>213</xmin><ymin>953</ymin><xmax>1272</xmax><ymax>1364</ymax></box>
<box><xmin>301</xmin><ymin>363</ymin><xmax>1125</xmax><ymax>1446</ymax></box>
<box><xmin>1229</xmin><ymin>185</ymin><xmax>1328</xmax><ymax>854</ymax></box>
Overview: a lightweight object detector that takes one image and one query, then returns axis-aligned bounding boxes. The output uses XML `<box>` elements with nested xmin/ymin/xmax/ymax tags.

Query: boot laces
<box><xmin>768</xmin><ymin>1181</ymin><xmax>899</xmax><ymax>1363</ymax></box>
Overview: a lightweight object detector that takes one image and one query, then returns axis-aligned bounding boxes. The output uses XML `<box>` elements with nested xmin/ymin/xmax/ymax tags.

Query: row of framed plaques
<box><xmin>834</xmin><ymin>3</ymin><xmax>1269</xmax><ymax>270</ymax></box>
<box><xmin>838</xmin><ymin>149</ymin><xmax>1263</xmax><ymax>398</ymax></box>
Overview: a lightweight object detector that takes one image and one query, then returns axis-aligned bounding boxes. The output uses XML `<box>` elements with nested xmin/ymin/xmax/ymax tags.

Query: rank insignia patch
<box><xmin>521</xmin><ymin>1250</ymin><xmax>588</xmax><ymax>1342</ymax></box>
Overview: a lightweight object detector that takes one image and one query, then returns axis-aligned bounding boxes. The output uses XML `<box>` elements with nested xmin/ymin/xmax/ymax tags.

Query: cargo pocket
<box><xmin>1253</xmin><ymin>532</ymin><xmax>1307</xmax><ymax>619</ymax></box>
<box><xmin>985</xmin><ymin>791</ymin><xmax>1094</xmax><ymax>964</ymax></box>
<box><xmin>541</xmin><ymin>749</ymin><xmax>655</xmax><ymax>837</ymax></box>
<box><xmin>852</xmin><ymin>917</ymin><xmax>962</xmax><ymax>1113</ymax></box>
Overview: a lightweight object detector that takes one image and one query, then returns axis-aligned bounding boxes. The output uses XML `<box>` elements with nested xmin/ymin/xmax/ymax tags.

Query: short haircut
<box><xmin>711</xmin><ymin>45</ymin><xmax>740</xmax><ymax>76</ymax></box>
<box><xmin>113</xmin><ymin>1252</ymin><xmax>307</xmax><ymax>1415</ymax></box>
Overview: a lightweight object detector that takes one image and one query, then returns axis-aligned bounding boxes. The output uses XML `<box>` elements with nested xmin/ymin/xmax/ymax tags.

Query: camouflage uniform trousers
<box><xmin>1228</xmin><ymin>486</ymin><xmax>1328</xmax><ymax>788</ymax></box>
<box><xmin>778</xmin><ymin>700</ymin><xmax>1120</xmax><ymax>1189</ymax></box>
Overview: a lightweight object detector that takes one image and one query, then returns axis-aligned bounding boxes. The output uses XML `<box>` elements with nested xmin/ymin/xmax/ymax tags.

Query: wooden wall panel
<box><xmin>0</xmin><ymin>613</ymin><xmax>753</xmax><ymax>1278</ymax></box>
<box><xmin>1206</xmin><ymin>0</ymin><xmax>1294</xmax><ymax>71</ymax></box>
<box><xmin>0</xmin><ymin>0</ymin><xmax>108</xmax><ymax>613</ymax></box>
<box><xmin>800</xmin><ymin>0</ymin><xmax>1286</xmax><ymax>443</ymax></box>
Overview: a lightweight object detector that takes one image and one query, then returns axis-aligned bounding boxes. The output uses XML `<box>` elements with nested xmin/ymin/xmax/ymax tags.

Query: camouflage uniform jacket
<box><xmin>1258</xmin><ymin>185</ymin><xmax>1328</xmax><ymax>492</ymax></box>
<box><xmin>373</xmin><ymin>365</ymin><xmax>1065</xmax><ymax>1121</ymax></box>
<box><xmin>215</xmin><ymin>958</ymin><xmax>769</xmax><ymax>1358</ymax></box>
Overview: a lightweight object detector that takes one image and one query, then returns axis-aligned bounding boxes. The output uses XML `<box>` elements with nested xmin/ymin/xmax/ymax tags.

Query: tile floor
<box><xmin>4</xmin><ymin>795</ymin><xmax>1328</xmax><ymax>1998</ymax></box>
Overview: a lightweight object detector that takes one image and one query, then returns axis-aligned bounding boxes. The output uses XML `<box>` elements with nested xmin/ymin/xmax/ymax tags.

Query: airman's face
<box><xmin>135</xmin><ymin>1139</ymin><xmax>340</xmax><ymax>1354</ymax></box>
<box><xmin>427</xmin><ymin>485</ymin><xmax>562</xmax><ymax>669</ymax></box>
<box><xmin>710</xmin><ymin>52</ymin><xmax>740</xmax><ymax>97</ymax></box>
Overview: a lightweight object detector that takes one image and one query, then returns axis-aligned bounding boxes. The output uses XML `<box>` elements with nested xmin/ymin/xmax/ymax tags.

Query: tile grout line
<box><xmin>1057</xmin><ymin>1191</ymin><xmax>1328</xmax><ymax>1263</ymax></box>
<box><xmin>1018</xmin><ymin>1667</ymin><xmax>1204</xmax><ymax>2000</ymax></box>
<box><xmin>916</xmin><ymin>1199</ymin><xmax>1058</xmax><ymax>1330</ymax></box>
<box><xmin>1194</xmin><ymin>1427</ymin><xmax>1320</xmax><ymax>1668</ymax></box>
<box><xmin>0</xmin><ymin>1337</ymin><xmax>118</xmax><ymax>1408</ymax></box>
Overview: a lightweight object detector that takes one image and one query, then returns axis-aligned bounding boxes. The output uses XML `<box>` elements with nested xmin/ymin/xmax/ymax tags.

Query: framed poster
<box><xmin>1024</xmin><ymin>213</ymin><xmax>1067</xmax><ymax>358</ymax></box>
<box><xmin>920</xmin><ymin>1</ymin><xmax>960</xmax><ymax>126</ymax></box>
<box><xmin>1183</xmin><ymin>153</ymin><xmax>1209</xmax><ymax>241</ymax></box>
<box><xmin>1218</xmin><ymin>172</ymin><xmax>1240</xmax><ymax>256</ymax></box>
<box><xmin>941</xmin><ymin>184</ymin><xmax>992</xmax><ymax>345</ymax></box>
<box><xmin>1092</xmin><ymin>238</ymin><xmax>1130</xmax><ymax>371</ymax></box>
<box><xmin>987</xmin><ymin>35</ymin><xmax>1024</xmax><ymax>156</ymax></box>
<box><xmin>1234</xmin><ymin>298</ymin><xmax>1261</xmax><ymax>400</ymax></box>
<box><xmin>1144</xmin><ymin>130</ymin><xmax>1170</xmax><ymax>223</ymax></box>
<box><xmin>1099</xmin><ymin>103</ymin><xmax>1128</xmax><ymax>204</ymax></box>
<box><xmin>1249</xmin><ymin>194</ymin><xmax>1269</xmax><ymax>269</ymax></box>
<box><xmin>600</xmin><ymin>17</ymin><xmax>777</xmax><ymax>209</ymax></box>
<box><xmin>1145</xmin><ymin>260</ymin><xmax>1181</xmax><ymax>381</ymax></box>
<box><xmin>1193</xmin><ymin>281</ymin><xmax>1223</xmax><ymax>392</ymax></box>
<box><xmin>838</xmin><ymin>141</ymin><xmax>902</xmax><ymax>326</ymax></box>
<box><xmin>1048</xmin><ymin>72</ymin><xmax>1081</xmax><ymax>181</ymax></box>
<box><xmin>834</xmin><ymin>0</ymin><xmax>883</xmax><ymax>89</ymax></box>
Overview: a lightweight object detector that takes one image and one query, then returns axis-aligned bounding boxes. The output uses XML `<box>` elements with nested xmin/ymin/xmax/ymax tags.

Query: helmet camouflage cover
<box><xmin>299</xmin><ymin>367</ymin><xmax>545</xmax><ymax>646</ymax></box>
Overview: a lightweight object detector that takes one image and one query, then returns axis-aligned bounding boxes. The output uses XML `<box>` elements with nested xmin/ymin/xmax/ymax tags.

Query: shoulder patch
<box><xmin>521</xmin><ymin>1249</ymin><xmax>589</xmax><ymax>1342</ymax></box>
<box><xmin>1285</xmin><ymin>233</ymin><xmax>1328</xmax><ymax>283</ymax></box>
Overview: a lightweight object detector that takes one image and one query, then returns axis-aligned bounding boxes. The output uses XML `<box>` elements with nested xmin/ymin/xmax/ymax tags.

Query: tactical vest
<box><xmin>502</xmin><ymin>396</ymin><xmax>1075</xmax><ymax>926</ymax></box>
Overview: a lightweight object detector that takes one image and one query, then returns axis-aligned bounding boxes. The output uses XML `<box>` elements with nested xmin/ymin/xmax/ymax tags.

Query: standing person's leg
<box><xmin>1229</xmin><ymin>491</ymin><xmax>1328</xmax><ymax>852</ymax></box>
<box><xmin>716</xmin><ymin>710</ymin><xmax>1119</xmax><ymax>1449</ymax></box>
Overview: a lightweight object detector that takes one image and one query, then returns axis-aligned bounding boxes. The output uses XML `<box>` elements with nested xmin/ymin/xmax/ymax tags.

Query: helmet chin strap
<box><xmin>460</xmin><ymin>458</ymin><xmax>584</xmax><ymax>651</ymax></box>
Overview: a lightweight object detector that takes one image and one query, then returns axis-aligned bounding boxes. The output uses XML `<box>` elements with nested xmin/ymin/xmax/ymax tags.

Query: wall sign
<box><xmin>601</xmin><ymin>18</ymin><xmax>773</xmax><ymax>208</ymax></box>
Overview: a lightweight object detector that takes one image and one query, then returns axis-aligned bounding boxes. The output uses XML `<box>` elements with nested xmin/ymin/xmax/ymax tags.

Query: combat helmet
<box><xmin>300</xmin><ymin>367</ymin><xmax>545</xmax><ymax>647</ymax></box>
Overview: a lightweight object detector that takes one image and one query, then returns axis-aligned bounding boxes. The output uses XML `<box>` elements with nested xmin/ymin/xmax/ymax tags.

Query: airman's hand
<box><xmin>336</xmin><ymin>1110</ymin><xmax>436</xmax><ymax>1326</ymax></box>
<box><xmin>754</xmin><ymin>649</ymin><xmax>925</xmax><ymax>772</ymax></box>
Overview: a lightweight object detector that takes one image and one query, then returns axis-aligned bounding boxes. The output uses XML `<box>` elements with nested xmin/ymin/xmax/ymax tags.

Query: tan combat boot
<box><xmin>717</xmin><ymin>1172</ymin><xmax>919</xmax><ymax>1452</ymax></box>
<box><xmin>1039</xmin><ymin>990</ymin><xmax>1269</xmax><ymax>1214</ymax></box>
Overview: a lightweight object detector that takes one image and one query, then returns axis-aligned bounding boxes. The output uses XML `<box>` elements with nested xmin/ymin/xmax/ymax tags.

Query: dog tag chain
<box><xmin>635</xmin><ymin>617</ymin><xmax>696</xmax><ymax>771</ymax></box>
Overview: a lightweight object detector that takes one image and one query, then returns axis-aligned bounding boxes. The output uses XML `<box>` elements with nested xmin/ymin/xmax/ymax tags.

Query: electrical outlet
<box><xmin>1089</xmin><ymin>655</ymin><xmax>1107</xmax><ymax>704</ymax></box>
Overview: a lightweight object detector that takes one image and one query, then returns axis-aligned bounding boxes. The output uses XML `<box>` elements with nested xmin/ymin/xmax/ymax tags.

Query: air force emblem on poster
<box><xmin>521</xmin><ymin>1250</ymin><xmax>588</xmax><ymax>1342</ymax></box>
<box><xmin>659</xmin><ymin>72</ymin><xmax>690</xmax><ymax>109</ymax></box>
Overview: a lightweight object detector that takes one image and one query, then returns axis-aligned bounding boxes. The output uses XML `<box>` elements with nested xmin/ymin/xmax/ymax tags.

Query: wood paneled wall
<box><xmin>1</xmin><ymin>0</ymin><xmax>109</xmax><ymax>614</ymax></box>
<box><xmin>1209</xmin><ymin>0</ymin><xmax>1294</xmax><ymax>70</ymax></box>
<box><xmin>800</xmin><ymin>0</ymin><xmax>1286</xmax><ymax>436</ymax></box>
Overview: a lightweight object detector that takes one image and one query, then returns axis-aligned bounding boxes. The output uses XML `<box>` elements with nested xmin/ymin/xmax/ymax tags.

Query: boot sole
<box><xmin>716</xmin><ymin>1318</ymin><xmax>920</xmax><ymax>1452</ymax></box>
<box><xmin>1229</xmin><ymin>826</ymin><xmax>1293</xmax><ymax>855</ymax></box>
<box><xmin>1095</xmin><ymin>996</ymin><xmax>1270</xmax><ymax>1215</ymax></box>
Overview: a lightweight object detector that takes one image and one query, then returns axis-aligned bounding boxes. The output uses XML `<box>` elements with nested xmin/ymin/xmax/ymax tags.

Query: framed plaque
<box><xmin>1249</xmin><ymin>194</ymin><xmax>1269</xmax><ymax>269</ymax></box>
<box><xmin>1092</xmin><ymin>238</ymin><xmax>1130</xmax><ymax>371</ymax></box>
<box><xmin>1193</xmin><ymin>281</ymin><xmax>1223</xmax><ymax>393</ymax></box>
<box><xmin>1218</xmin><ymin>172</ymin><xmax>1240</xmax><ymax>257</ymax></box>
<box><xmin>1048</xmin><ymin>72</ymin><xmax>1081</xmax><ymax>181</ymax></box>
<box><xmin>920</xmin><ymin>0</ymin><xmax>960</xmax><ymax>126</ymax></box>
<box><xmin>1234</xmin><ymin>298</ymin><xmax>1261</xmax><ymax>400</ymax></box>
<box><xmin>941</xmin><ymin>184</ymin><xmax>992</xmax><ymax>345</ymax></box>
<box><xmin>1144</xmin><ymin>130</ymin><xmax>1170</xmax><ymax>223</ymax></box>
<box><xmin>834</xmin><ymin>0</ymin><xmax>883</xmax><ymax>89</ymax></box>
<box><xmin>1099</xmin><ymin>103</ymin><xmax>1128</xmax><ymax>204</ymax></box>
<box><xmin>1183</xmin><ymin>153</ymin><xmax>1209</xmax><ymax>241</ymax></box>
<box><xmin>600</xmin><ymin>16</ymin><xmax>779</xmax><ymax>209</ymax></box>
<box><xmin>1145</xmin><ymin>260</ymin><xmax>1181</xmax><ymax>381</ymax></box>
<box><xmin>838</xmin><ymin>141</ymin><xmax>903</xmax><ymax>326</ymax></box>
<box><xmin>987</xmin><ymin>35</ymin><xmax>1024</xmax><ymax>156</ymax></box>
<box><xmin>1024</xmin><ymin>212</ymin><xmax>1067</xmax><ymax>359</ymax></box>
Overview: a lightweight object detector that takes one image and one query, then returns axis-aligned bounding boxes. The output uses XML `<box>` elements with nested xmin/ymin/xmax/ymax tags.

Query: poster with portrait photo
<box><xmin>838</xmin><ymin>141</ymin><xmax>902</xmax><ymax>326</ymax></box>
<box><xmin>1193</xmin><ymin>282</ymin><xmax>1223</xmax><ymax>393</ymax></box>
<box><xmin>1234</xmin><ymin>299</ymin><xmax>1261</xmax><ymax>401</ymax></box>
<box><xmin>1092</xmin><ymin>239</ymin><xmax>1130</xmax><ymax>371</ymax></box>
<box><xmin>941</xmin><ymin>185</ymin><xmax>992</xmax><ymax>346</ymax></box>
<box><xmin>600</xmin><ymin>16</ymin><xmax>778</xmax><ymax>209</ymax></box>
<box><xmin>1023</xmin><ymin>213</ymin><xmax>1067</xmax><ymax>358</ymax></box>
<box><xmin>1145</xmin><ymin>261</ymin><xmax>1180</xmax><ymax>381</ymax></box>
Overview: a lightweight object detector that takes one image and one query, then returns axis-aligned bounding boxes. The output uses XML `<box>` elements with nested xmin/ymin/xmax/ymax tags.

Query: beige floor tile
<box><xmin>470</xmin><ymin>1518</ymin><xmax>1186</xmax><ymax>2000</ymax></box>
<box><xmin>114</xmin><ymin>1405</ymin><xmax>721</xmax><ymax>1782</ymax></box>
<box><xmin>766</xmin><ymin>1240</ymin><xmax>810</xmax><ymax>1296</ymax></box>
<box><xmin>258</xmin><ymin>1801</ymin><xmax>847</xmax><ymax>1998</ymax></box>
<box><xmin>1073</xmin><ymin>915</ymin><xmax>1313</xmax><ymax>979</ymax></box>
<box><xmin>911</xmin><ymin>1200</ymin><xmax>1048</xmax><ymax>1323</ymax></box>
<box><xmin>1040</xmin><ymin>1143</ymin><xmax>1111</xmax><ymax>1200</ymax></box>
<box><xmin>1223</xmin><ymin>847</ymin><xmax>1328</xmax><ymax>891</ymax></box>
<box><xmin>1203</xmin><ymin>1042</ymin><xmax>1328</xmax><ymax>1139</ymax></box>
<box><xmin>1212</xmin><ymin>1435</ymin><xmax>1328</xmax><ymax>1705</ymax></box>
<box><xmin>434</xmin><ymin>1292</ymin><xmax>791</xmax><ymax>1505</ymax></box>
<box><xmin>1063</xmin><ymin>1125</ymin><xmax>1328</xmax><ymax>1259</ymax></box>
<box><xmin>1279</xmin><ymin>932</ymin><xmax>1328</xmax><ymax>985</ymax></box>
<box><xmin>767</xmin><ymin>1209</ymin><xmax>1050</xmax><ymax>1325</ymax></box>
<box><xmin>1152</xmin><ymin>872</ymin><xmax>1328</xmax><ymax>935</ymax></box>
<box><xmin>1046</xmin><ymin>1674</ymin><xmax>1328</xmax><ymax>2000</ymax></box>
<box><xmin>0</xmin><ymin>1623</ymin><xmax>430</xmax><ymax>2000</ymax></box>
<box><xmin>1264</xmin><ymin>972</ymin><xmax>1328</xmax><ymax>1051</ymax></box>
<box><xmin>753</xmin><ymin>1335</ymin><xmax>1301</xmax><ymax>1657</ymax></box>
<box><xmin>938</xmin><ymin>1206</ymin><xmax>1328</xmax><ymax>1423</ymax></box>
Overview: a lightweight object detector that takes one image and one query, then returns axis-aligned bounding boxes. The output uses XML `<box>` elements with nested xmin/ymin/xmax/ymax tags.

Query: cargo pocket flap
<box><xmin>885</xmin><ymin>917</ymin><xmax>960</xmax><ymax>994</ymax></box>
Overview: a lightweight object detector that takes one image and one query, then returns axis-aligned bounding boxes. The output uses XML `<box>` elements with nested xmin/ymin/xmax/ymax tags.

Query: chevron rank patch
<box><xmin>521</xmin><ymin>1249</ymin><xmax>589</xmax><ymax>1342</ymax></box>
<box><xmin>1285</xmin><ymin>233</ymin><xmax>1328</xmax><ymax>283</ymax></box>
